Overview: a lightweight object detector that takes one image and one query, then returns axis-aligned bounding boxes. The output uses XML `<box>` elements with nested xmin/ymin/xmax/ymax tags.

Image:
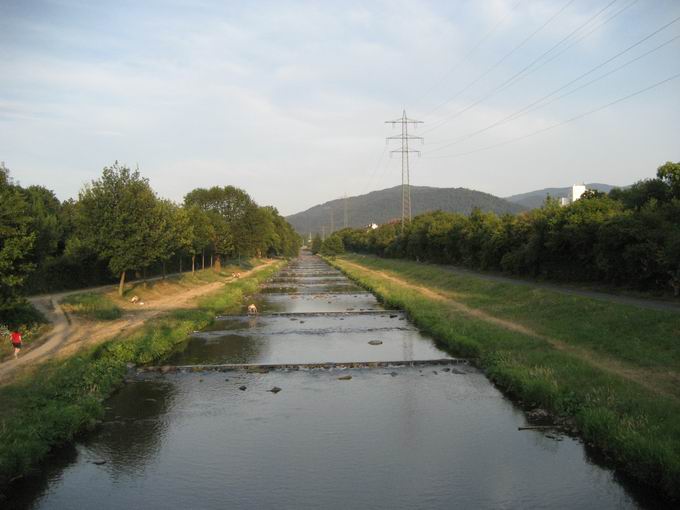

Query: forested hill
<box><xmin>505</xmin><ymin>183</ymin><xmax>620</xmax><ymax>210</ymax></box>
<box><xmin>287</xmin><ymin>185</ymin><xmax>525</xmax><ymax>235</ymax></box>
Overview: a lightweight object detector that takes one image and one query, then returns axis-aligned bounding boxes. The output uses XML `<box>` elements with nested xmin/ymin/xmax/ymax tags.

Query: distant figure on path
<box><xmin>247</xmin><ymin>304</ymin><xmax>258</xmax><ymax>315</ymax></box>
<box><xmin>10</xmin><ymin>330</ymin><xmax>22</xmax><ymax>359</ymax></box>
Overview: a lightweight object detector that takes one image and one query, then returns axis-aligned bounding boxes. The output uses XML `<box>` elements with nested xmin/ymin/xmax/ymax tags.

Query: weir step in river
<box><xmin>7</xmin><ymin>252</ymin><xmax>662</xmax><ymax>510</ymax></box>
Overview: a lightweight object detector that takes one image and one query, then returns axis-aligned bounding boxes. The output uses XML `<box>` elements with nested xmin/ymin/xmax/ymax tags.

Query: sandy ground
<box><xmin>0</xmin><ymin>262</ymin><xmax>275</xmax><ymax>385</ymax></box>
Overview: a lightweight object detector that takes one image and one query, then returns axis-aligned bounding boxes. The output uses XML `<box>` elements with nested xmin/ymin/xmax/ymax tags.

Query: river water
<box><xmin>6</xmin><ymin>254</ymin><xmax>662</xmax><ymax>509</ymax></box>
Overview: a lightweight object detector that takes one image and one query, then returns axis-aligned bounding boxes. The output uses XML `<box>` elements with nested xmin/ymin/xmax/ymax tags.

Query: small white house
<box><xmin>366</xmin><ymin>223</ymin><xmax>379</xmax><ymax>230</ymax></box>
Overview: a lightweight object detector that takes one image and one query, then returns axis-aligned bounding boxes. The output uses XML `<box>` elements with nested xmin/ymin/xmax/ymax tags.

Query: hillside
<box><xmin>286</xmin><ymin>185</ymin><xmax>525</xmax><ymax>235</ymax></box>
<box><xmin>505</xmin><ymin>183</ymin><xmax>620</xmax><ymax>210</ymax></box>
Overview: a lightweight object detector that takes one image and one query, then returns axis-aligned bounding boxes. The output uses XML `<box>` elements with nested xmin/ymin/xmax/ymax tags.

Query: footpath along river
<box><xmin>5</xmin><ymin>253</ymin><xmax>665</xmax><ymax>509</ymax></box>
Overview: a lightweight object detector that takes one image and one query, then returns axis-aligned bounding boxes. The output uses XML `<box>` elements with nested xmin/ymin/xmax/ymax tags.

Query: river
<box><xmin>6</xmin><ymin>253</ymin><xmax>663</xmax><ymax>509</ymax></box>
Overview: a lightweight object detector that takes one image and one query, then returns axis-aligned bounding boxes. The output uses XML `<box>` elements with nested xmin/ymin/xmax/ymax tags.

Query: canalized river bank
<box><xmin>4</xmin><ymin>253</ymin><xmax>666</xmax><ymax>509</ymax></box>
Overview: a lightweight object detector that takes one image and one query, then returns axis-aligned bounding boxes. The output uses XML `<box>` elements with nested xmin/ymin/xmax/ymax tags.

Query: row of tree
<box><xmin>1</xmin><ymin>162</ymin><xmax>301</xmax><ymax>317</ymax></box>
<box><xmin>327</xmin><ymin>162</ymin><xmax>680</xmax><ymax>294</ymax></box>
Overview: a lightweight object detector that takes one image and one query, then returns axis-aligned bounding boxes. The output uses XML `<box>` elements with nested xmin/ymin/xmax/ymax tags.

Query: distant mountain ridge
<box><xmin>286</xmin><ymin>185</ymin><xmax>525</xmax><ymax>235</ymax></box>
<box><xmin>504</xmin><ymin>183</ymin><xmax>621</xmax><ymax>210</ymax></box>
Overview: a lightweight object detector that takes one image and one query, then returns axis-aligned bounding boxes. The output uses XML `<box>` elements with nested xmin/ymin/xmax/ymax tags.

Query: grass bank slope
<box><xmin>329</xmin><ymin>254</ymin><xmax>680</xmax><ymax>500</ymax></box>
<box><xmin>0</xmin><ymin>260</ymin><xmax>283</xmax><ymax>492</ymax></box>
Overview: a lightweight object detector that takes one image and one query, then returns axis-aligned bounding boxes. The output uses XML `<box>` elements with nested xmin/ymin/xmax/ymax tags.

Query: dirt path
<box><xmin>0</xmin><ymin>262</ymin><xmax>275</xmax><ymax>385</ymax></box>
<box><xmin>339</xmin><ymin>259</ymin><xmax>680</xmax><ymax>401</ymax></box>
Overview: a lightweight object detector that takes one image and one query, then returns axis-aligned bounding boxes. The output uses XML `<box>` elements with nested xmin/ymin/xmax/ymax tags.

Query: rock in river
<box><xmin>368</xmin><ymin>340</ymin><xmax>383</xmax><ymax>346</ymax></box>
<box><xmin>239</xmin><ymin>385</ymin><xmax>247</xmax><ymax>391</ymax></box>
<box><xmin>268</xmin><ymin>387</ymin><xmax>282</xmax><ymax>394</ymax></box>
<box><xmin>337</xmin><ymin>375</ymin><xmax>352</xmax><ymax>381</ymax></box>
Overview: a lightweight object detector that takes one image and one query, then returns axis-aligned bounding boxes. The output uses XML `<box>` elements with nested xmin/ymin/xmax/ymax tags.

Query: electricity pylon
<box><xmin>386</xmin><ymin>110</ymin><xmax>423</xmax><ymax>228</ymax></box>
<box><xmin>343</xmin><ymin>195</ymin><xmax>348</xmax><ymax>229</ymax></box>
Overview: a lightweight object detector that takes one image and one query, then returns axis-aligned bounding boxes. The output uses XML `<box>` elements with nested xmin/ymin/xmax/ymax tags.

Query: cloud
<box><xmin>0</xmin><ymin>0</ymin><xmax>678</xmax><ymax>215</ymax></box>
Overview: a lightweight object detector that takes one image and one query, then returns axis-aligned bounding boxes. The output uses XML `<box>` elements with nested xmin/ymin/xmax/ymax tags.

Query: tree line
<box><xmin>0</xmin><ymin>161</ymin><xmax>301</xmax><ymax>320</ymax></box>
<box><xmin>324</xmin><ymin>161</ymin><xmax>680</xmax><ymax>295</ymax></box>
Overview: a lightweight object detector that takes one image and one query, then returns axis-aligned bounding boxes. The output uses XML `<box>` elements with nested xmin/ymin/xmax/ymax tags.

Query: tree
<box><xmin>150</xmin><ymin>200</ymin><xmax>193</xmax><ymax>279</ymax></box>
<box><xmin>0</xmin><ymin>163</ymin><xmax>36</xmax><ymax>312</ymax></box>
<box><xmin>311</xmin><ymin>234</ymin><xmax>322</xmax><ymax>254</ymax></box>
<box><xmin>74</xmin><ymin>162</ymin><xmax>160</xmax><ymax>296</ymax></box>
<box><xmin>657</xmin><ymin>161</ymin><xmax>680</xmax><ymax>199</ymax></box>
<box><xmin>320</xmin><ymin>234</ymin><xmax>344</xmax><ymax>256</ymax></box>
<box><xmin>186</xmin><ymin>205</ymin><xmax>214</xmax><ymax>273</ymax></box>
<box><xmin>184</xmin><ymin>186</ymin><xmax>255</xmax><ymax>269</ymax></box>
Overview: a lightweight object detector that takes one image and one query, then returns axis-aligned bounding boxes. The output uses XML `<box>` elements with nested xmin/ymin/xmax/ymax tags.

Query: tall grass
<box><xmin>61</xmin><ymin>292</ymin><xmax>123</xmax><ymax>321</ymax></box>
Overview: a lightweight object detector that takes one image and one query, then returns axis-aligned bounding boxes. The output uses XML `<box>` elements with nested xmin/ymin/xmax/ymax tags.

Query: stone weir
<box><xmin>139</xmin><ymin>358</ymin><xmax>471</xmax><ymax>374</ymax></box>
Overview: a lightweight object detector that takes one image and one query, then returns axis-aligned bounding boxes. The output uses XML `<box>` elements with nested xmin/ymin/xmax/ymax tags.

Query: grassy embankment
<box><xmin>0</xmin><ymin>262</ymin><xmax>256</xmax><ymax>361</ymax></box>
<box><xmin>328</xmin><ymin>253</ymin><xmax>680</xmax><ymax>500</ymax></box>
<box><xmin>0</xmin><ymin>259</ymin><xmax>283</xmax><ymax>490</ymax></box>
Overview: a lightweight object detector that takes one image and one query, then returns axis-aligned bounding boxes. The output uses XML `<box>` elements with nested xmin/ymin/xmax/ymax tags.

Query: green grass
<box><xmin>0</xmin><ymin>260</ymin><xmax>283</xmax><ymax>491</ymax></box>
<box><xmin>329</xmin><ymin>254</ymin><xmax>680</xmax><ymax>500</ymax></box>
<box><xmin>342</xmin><ymin>254</ymin><xmax>680</xmax><ymax>376</ymax></box>
<box><xmin>61</xmin><ymin>292</ymin><xmax>123</xmax><ymax>321</ymax></box>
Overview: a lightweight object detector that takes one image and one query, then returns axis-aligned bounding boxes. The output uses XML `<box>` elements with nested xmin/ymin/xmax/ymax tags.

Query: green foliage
<box><xmin>74</xmin><ymin>162</ymin><xmax>160</xmax><ymax>280</ymax></box>
<box><xmin>310</xmin><ymin>234</ymin><xmax>322</xmax><ymax>254</ymax></box>
<box><xmin>338</xmin><ymin>162</ymin><xmax>680</xmax><ymax>294</ymax></box>
<box><xmin>0</xmin><ymin>163</ymin><xmax>36</xmax><ymax>312</ymax></box>
<box><xmin>320</xmin><ymin>233</ymin><xmax>344</xmax><ymax>256</ymax></box>
<box><xmin>184</xmin><ymin>187</ymin><xmax>300</xmax><ymax>260</ymax></box>
<box><xmin>0</xmin><ymin>161</ymin><xmax>299</xmax><ymax>303</ymax></box>
<box><xmin>60</xmin><ymin>292</ymin><xmax>123</xmax><ymax>321</ymax></box>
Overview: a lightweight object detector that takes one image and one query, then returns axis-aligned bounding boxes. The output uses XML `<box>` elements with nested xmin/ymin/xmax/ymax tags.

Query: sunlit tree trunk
<box><xmin>192</xmin><ymin>255</ymin><xmax>196</xmax><ymax>274</ymax></box>
<box><xmin>118</xmin><ymin>271</ymin><xmax>126</xmax><ymax>296</ymax></box>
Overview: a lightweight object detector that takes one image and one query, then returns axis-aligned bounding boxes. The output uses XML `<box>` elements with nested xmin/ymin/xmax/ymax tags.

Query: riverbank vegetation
<box><xmin>60</xmin><ymin>293</ymin><xmax>123</xmax><ymax>321</ymax></box>
<box><xmin>329</xmin><ymin>161</ymin><xmax>680</xmax><ymax>296</ymax></box>
<box><xmin>329</xmin><ymin>254</ymin><xmax>680</xmax><ymax>500</ymax></box>
<box><xmin>0</xmin><ymin>260</ymin><xmax>283</xmax><ymax>491</ymax></box>
<box><xmin>0</xmin><ymin>161</ymin><xmax>300</xmax><ymax>339</ymax></box>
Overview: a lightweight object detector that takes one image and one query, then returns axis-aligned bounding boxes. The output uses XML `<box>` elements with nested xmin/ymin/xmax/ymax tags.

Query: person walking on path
<box><xmin>10</xmin><ymin>330</ymin><xmax>22</xmax><ymax>359</ymax></box>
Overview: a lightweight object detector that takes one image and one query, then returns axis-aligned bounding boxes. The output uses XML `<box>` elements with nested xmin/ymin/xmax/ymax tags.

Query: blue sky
<box><xmin>1</xmin><ymin>0</ymin><xmax>679</xmax><ymax>214</ymax></box>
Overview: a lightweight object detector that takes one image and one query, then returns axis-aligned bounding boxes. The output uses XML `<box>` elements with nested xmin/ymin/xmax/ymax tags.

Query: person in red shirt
<box><xmin>10</xmin><ymin>330</ymin><xmax>22</xmax><ymax>359</ymax></box>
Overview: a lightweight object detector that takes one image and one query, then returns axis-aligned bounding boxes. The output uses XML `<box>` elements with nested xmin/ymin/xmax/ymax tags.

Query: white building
<box><xmin>560</xmin><ymin>184</ymin><xmax>587</xmax><ymax>206</ymax></box>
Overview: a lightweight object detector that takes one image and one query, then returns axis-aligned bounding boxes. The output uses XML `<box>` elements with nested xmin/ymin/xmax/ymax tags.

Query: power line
<box><xmin>426</xmin><ymin>20</ymin><xmax>680</xmax><ymax>154</ymax></box>
<box><xmin>421</xmin><ymin>0</ymin><xmax>577</xmax><ymax>125</ymax></box>
<box><xmin>385</xmin><ymin>111</ymin><xmax>423</xmax><ymax>227</ymax></box>
<box><xmin>419</xmin><ymin>0</ymin><xmax>524</xmax><ymax>118</ymax></box>
<box><xmin>360</xmin><ymin>144</ymin><xmax>388</xmax><ymax>195</ymax></box>
<box><xmin>422</xmin><ymin>0</ymin><xmax>621</xmax><ymax>135</ymax></box>
<box><xmin>424</xmin><ymin>71</ymin><xmax>680</xmax><ymax>160</ymax></box>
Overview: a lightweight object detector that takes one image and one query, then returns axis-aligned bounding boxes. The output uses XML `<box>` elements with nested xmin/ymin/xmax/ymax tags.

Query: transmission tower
<box><xmin>324</xmin><ymin>206</ymin><xmax>334</xmax><ymax>234</ymax></box>
<box><xmin>386</xmin><ymin>110</ymin><xmax>423</xmax><ymax>227</ymax></box>
<box><xmin>343</xmin><ymin>195</ymin><xmax>348</xmax><ymax>229</ymax></box>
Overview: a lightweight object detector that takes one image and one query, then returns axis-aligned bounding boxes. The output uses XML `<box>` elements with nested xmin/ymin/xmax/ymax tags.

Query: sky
<box><xmin>1</xmin><ymin>0</ymin><xmax>679</xmax><ymax>215</ymax></box>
